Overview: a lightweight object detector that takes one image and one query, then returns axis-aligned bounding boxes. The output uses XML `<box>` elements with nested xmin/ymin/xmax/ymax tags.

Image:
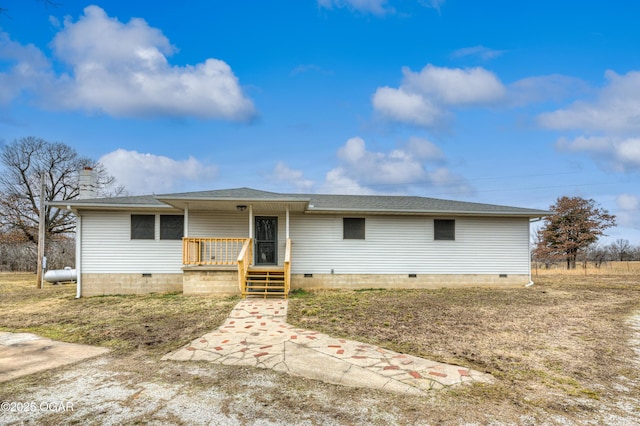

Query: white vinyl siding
<box><xmin>188</xmin><ymin>211</ymin><xmax>249</xmax><ymax>238</ymax></box>
<box><xmin>290</xmin><ymin>214</ymin><xmax>530</xmax><ymax>275</ymax></box>
<box><xmin>80</xmin><ymin>209</ymin><xmax>530</xmax><ymax>276</ymax></box>
<box><xmin>81</xmin><ymin>211</ymin><xmax>183</xmax><ymax>274</ymax></box>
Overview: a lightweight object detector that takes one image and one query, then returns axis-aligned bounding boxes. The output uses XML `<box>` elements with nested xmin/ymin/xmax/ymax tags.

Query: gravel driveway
<box><xmin>2</xmin><ymin>312</ymin><xmax>639</xmax><ymax>425</ymax></box>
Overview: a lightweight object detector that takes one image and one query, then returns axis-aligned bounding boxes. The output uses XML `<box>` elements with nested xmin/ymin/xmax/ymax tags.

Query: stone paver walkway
<box><xmin>163</xmin><ymin>299</ymin><xmax>493</xmax><ymax>395</ymax></box>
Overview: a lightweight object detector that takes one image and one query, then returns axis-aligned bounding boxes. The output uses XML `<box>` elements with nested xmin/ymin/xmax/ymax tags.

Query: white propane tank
<box><xmin>44</xmin><ymin>267</ymin><xmax>77</xmax><ymax>283</ymax></box>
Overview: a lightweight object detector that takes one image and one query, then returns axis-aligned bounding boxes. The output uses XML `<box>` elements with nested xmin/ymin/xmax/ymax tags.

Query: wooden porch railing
<box><xmin>183</xmin><ymin>237</ymin><xmax>250</xmax><ymax>266</ymax></box>
<box><xmin>237</xmin><ymin>238</ymin><xmax>253</xmax><ymax>293</ymax></box>
<box><xmin>284</xmin><ymin>238</ymin><xmax>292</xmax><ymax>296</ymax></box>
<box><xmin>183</xmin><ymin>237</ymin><xmax>289</xmax><ymax>297</ymax></box>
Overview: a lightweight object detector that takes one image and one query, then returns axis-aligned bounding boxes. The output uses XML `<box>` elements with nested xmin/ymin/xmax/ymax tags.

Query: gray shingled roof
<box><xmin>49</xmin><ymin>187</ymin><xmax>549</xmax><ymax>217</ymax></box>
<box><xmin>156</xmin><ymin>187</ymin><xmax>306</xmax><ymax>201</ymax></box>
<box><xmin>50</xmin><ymin>194</ymin><xmax>169</xmax><ymax>207</ymax></box>
<box><xmin>302</xmin><ymin>193</ymin><xmax>547</xmax><ymax>215</ymax></box>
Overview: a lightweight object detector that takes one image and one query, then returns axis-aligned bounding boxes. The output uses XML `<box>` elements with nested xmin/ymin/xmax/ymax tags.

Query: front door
<box><xmin>255</xmin><ymin>216</ymin><xmax>278</xmax><ymax>265</ymax></box>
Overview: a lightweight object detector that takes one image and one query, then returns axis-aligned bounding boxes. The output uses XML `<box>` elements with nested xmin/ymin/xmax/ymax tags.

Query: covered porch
<box><xmin>157</xmin><ymin>191</ymin><xmax>308</xmax><ymax>298</ymax></box>
<box><xmin>182</xmin><ymin>237</ymin><xmax>291</xmax><ymax>298</ymax></box>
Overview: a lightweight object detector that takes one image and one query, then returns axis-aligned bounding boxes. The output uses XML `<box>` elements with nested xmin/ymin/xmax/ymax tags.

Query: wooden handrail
<box><xmin>284</xmin><ymin>238</ymin><xmax>292</xmax><ymax>297</ymax></box>
<box><xmin>183</xmin><ymin>237</ymin><xmax>289</xmax><ymax>298</ymax></box>
<box><xmin>237</xmin><ymin>238</ymin><xmax>253</xmax><ymax>293</ymax></box>
<box><xmin>183</xmin><ymin>238</ymin><xmax>248</xmax><ymax>266</ymax></box>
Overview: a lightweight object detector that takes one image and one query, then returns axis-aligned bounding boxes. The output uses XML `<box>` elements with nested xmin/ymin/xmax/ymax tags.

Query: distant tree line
<box><xmin>533</xmin><ymin>238</ymin><xmax>640</xmax><ymax>270</ymax></box>
<box><xmin>0</xmin><ymin>231</ymin><xmax>74</xmax><ymax>271</ymax></box>
<box><xmin>585</xmin><ymin>239</ymin><xmax>640</xmax><ymax>264</ymax></box>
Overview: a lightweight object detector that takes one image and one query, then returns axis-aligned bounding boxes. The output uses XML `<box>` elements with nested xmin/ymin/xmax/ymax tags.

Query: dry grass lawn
<box><xmin>287</xmin><ymin>274</ymin><xmax>640</xmax><ymax>422</ymax></box>
<box><xmin>1</xmin><ymin>272</ymin><xmax>639</xmax><ymax>424</ymax></box>
<box><xmin>0</xmin><ymin>273</ymin><xmax>238</xmax><ymax>357</ymax></box>
<box><xmin>533</xmin><ymin>260</ymin><xmax>640</xmax><ymax>276</ymax></box>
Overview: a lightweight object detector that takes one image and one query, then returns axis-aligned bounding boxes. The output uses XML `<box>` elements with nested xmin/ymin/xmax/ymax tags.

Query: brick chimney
<box><xmin>78</xmin><ymin>167</ymin><xmax>98</xmax><ymax>199</ymax></box>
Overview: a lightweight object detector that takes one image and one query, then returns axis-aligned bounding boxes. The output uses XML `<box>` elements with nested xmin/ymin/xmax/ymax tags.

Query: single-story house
<box><xmin>49</xmin><ymin>173</ymin><xmax>549</xmax><ymax>298</ymax></box>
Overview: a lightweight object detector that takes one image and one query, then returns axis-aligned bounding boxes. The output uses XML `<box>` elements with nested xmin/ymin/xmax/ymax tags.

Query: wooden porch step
<box><xmin>246</xmin><ymin>274</ymin><xmax>284</xmax><ymax>279</ymax></box>
<box><xmin>243</xmin><ymin>267</ymin><xmax>287</xmax><ymax>299</ymax></box>
<box><xmin>245</xmin><ymin>285</ymin><xmax>286</xmax><ymax>290</ymax></box>
<box><xmin>243</xmin><ymin>287</ymin><xmax>286</xmax><ymax>298</ymax></box>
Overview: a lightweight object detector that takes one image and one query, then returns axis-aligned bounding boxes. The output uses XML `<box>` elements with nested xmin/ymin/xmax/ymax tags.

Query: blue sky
<box><xmin>1</xmin><ymin>0</ymin><xmax>639</xmax><ymax>243</ymax></box>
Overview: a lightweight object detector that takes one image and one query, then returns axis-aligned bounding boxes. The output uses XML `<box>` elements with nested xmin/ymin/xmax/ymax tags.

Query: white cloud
<box><xmin>450</xmin><ymin>45</ymin><xmax>505</xmax><ymax>61</ymax></box>
<box><xmin>403</xmin><ymin>65</ymin><xmax>505</xmax><ymax>105</ymax></box>
<box><xmin>99</xmin><ymin>149</ymin><xmax>218</xmax><ymax>195</ymax></box>
<box><xmin>336</xmin><ymin>137</ymin><xmax>427</xmax><ymax>185</ymax></box>
<box><xmin>0</xmin><ymin>6</ymin><xmax>255</xmax><ymax>121</ymax></box>
<box><xmin>319</xmin><ymin>0</ymin><xmax>446</xmax><ymax>15</ymax></box>
<box><xmin>421</xmin><ymin>0</ymin><xmax>446</xmax><ymax>12</ymax></box>
<box><xmin>321</xmin><ymin>168</ymin><xmax>377</xmax><ymax>195</ymax></box>
<box><xmin>372</xmin><ymin>86</ymin><xmax>445</xmax><ymax>127</ymax></box>
<box><xmin>267</xmin><ymin>136</ymin><xmax>469</xmax><ymax>195</ymax></box>
<box><xmin>538</xmin><ymin>70</ymin><xmax>640</xmax><ymax>175</ymax></box>
<box><xmin>270</xmin><ymin>162</ymin><xmax>315</xmax><ymax>191</ymax></box>
<box><xmin>322</xmin><ymin>136</ymin><xmax>472</xmax><ymax>194</ymax></box>
<box><xmin>507</xmin><ymin>74</ymin><xmax>588</xmax><ymax>106</ymax></box>
<box><xmin>318</xmin><ymin>0</ymin><xmax>393</xmax><ymax>15</ymax></box>
<box><xmin>0</xmin><ymin>32</ymin><xmax>54</xmax><ymax>104</ymax></box>
<box><xmin>374</xmin><ymin>90</ymin><xmax>421</xmax><ymax>127</ymax></box>
<box><xmin>556</xmin><ymin>135</ymin><xmax>610</xmax><ymax>152</ymax></box>
<box><xmin>556</xmin><ymin>136</ymin><xmax>640</xmax><ymax>172</ymax></box>
<box><xmin>616</xmin><ymin>194</ymin><xmax>640</xmax><ymax>229</ymax></box>
<box><xmin>372</xmin><ymin>64</ymin><xmax>505</xmax><ymax>128</ymax></box>
<box><xmin>617</xmin><ymin>193</ymin><xmax>639</xmax><ymax>211</ymax></box>
<box><xmin>538</xmin><ymin>70</ymin><xmax>640</xmax><ymax>133</ymax></box>
<box><xmin>406</xmin><ymin>136</ymin><xmax>444</xmax><ymax>161</ymax></box>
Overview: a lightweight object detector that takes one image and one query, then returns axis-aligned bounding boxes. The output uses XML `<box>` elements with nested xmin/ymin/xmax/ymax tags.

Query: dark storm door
<box><xmin>255</xmin><ymin>216</ymin><xmax>278</xmax><ymax>265</ymax></box>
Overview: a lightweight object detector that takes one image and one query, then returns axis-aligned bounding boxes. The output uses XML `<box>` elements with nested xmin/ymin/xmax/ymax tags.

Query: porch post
<box><xmin>286</xmin><ymin>206</ymin><xmax>290</xmax><ymax>239</ymax></box>
<box><xmin>249</xmin><ymin>205</ymin><xmax>253</xmax><ymax>238</ymax></box>
<box><xmin>184</xmin><ymin>205</ymin><xmax>189</xmax><ymax>237</ymax></box>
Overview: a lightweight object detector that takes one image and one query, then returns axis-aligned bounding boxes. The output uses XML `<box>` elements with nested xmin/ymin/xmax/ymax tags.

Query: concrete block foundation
<box><xmin>291</xmin><ymin>273</ymin><xmax>530</xmax><ymax>291</ymax></box>
<box><xmin>79</xmin><ymin>271</ymin><xmax>530</xmax><ymax>297</ymax></box>
<box><xmin>80</xmin><ymin>273</ymin><xmax>183</xmax><ymax>296</ymax></box>
<box><xmin>182</xmin><ymin>267</ymin><xmax>239</xmax><ymax>295</ymax></box>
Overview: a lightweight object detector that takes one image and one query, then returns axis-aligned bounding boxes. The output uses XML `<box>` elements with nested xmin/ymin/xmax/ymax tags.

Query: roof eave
<box><xmin>47</xmin><ymin>201</ymin><xmax>174</xmax><ymax>211</ymax></box>
<box><xmin>155</xmin><ymin>196</ymin><xmax>311</xmax><ymax>203</ymax></box>
<box><xmin>306</xmin><ymin>207</ymin><xmax>550</xmax><ymax>218</ymax></box>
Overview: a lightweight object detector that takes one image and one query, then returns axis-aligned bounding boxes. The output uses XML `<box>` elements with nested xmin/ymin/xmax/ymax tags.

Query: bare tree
<box><xmin>0</xmin><ymin>227</ymin><xmax>35</xmax><ymax>271</ymax></box>
<box><xmin>534</xmin><ymin>196</ymin><xmax>616</xmax><ymax>269</ymax></box>
<box><xmin>531</xmin><ymin>230</ymin><xmax>555</xmax><ymax>270</ymax></box>
<box><xmin>0</xmin><ymin>137</ymin><xmax>125</xmax><ymax>246</ymax></box>
<box><xmin>586</xmin><ymin>243</ymin><xmax>609</xmax><ymax>268</ymax></box>
<box><xmin>608</xmin><ymin>238</ymin><xmax>633</xmax><ymax>261</ymax></box>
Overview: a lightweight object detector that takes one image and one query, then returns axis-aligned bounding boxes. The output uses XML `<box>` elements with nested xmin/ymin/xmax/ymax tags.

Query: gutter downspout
<box><xmin>74</xmin><ymin>209</ymin><xmax>82</xmax><ymax>298</ymax></box>
<box><xmin>286</xmin><ymin>206</ymin><xmax>290</xmax><ymax>239</ymax></box>
<box><xmin>526</xmin><ymin>217</ymin><xmax>544</xmax><ymax>287</ymax></box>
<box><xmin>527</xmin><ymin>223</ymin><xmax>533</xmax><ymax>287</ymax></box>
<box><xmin>184</xmin><ymin>205</ymin><xmax>189</xmax><ymax>238</ymax></box>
